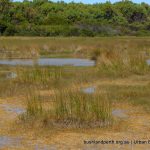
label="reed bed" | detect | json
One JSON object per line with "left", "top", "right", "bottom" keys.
{"left": 92, "top": 49, "right": 149, "bottom": 77}
{"left": 22, "top": 89, "right": 112, "bottom": 128}
{"left": 53, "top": 90, "right": 112, "bottom": 128}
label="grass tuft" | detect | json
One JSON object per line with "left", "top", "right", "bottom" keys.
{"left": 52, "top": 90, "right": 112, "bottom": 128}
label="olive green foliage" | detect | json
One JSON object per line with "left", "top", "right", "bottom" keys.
{"left": 0, "top": 0, "right": 150, "bottom": 36}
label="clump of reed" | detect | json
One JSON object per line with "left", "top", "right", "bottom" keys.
{"left": 52, "top": 90, "right": 112, "bottom": 128}
{"left": 92, "top": 49, "right": 149, "bottom": 77}
{"left": 22, "top": 89, "right": 112, "bottom": 128}
{"left": 19, "top": 91, "right": 45, "bottom": 122}
{"left": 26, "top": 94, "right": 43, "bottom": 117}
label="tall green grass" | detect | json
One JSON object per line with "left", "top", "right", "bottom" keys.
{"left": 26, "top": 94, "right": 43, "bottom": 117}
{"left": 20, "top": 91, "right": 47, "bottom": 126}
{"left": 54, "top": 90, "right": 111, "bottom": 126}
{"left": 23, "top": 89, "right": 112, "bottom": 128}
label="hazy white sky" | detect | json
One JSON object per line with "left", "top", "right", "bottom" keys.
{"left": 51, "top": 0, "right": 150, "bottom": 4}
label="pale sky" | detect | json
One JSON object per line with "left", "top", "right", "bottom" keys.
{"left": 14, "top": 0, "right": 150, "bottom": 4}
{"left": 51, "top": 0, "right": 150, "bottom": 4}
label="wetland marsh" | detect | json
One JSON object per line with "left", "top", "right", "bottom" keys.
{"left": 0, "top": 37, "right": 150, "bottom": 149}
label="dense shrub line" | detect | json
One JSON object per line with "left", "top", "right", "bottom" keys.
{"left": 0, "top": 0, "right": 150, "bottom": 36}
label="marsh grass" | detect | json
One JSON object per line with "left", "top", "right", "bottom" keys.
{"left": 26, "top": 93, "right": 43, "bottom": 117}
{"left": 0, "top": 80, "right": 20, "bottom": 97}
{"left": 97, "top": 84, "right": 150, "bottom": 111}
{"left": 0, "top": 37, "right": 150, "bottom": 59}
{"left": 0, "top": 37, "right": 150, "bottom": 129}
{"left": 15, "top": 66, "right": 101, "bottom": 90}
{"left": 0, "top": 65, "right": 99, "bottom": 98}
{"left": 93, "top": 49, "right": 149, "bottom": 77}
{"left": 20, "top": 91, "right": 49, "bottom": 127}
{"left": 22, "top": 88, "right": 112, "bottom": 128}
{"left": 16, "top": 66, "right": 63, "bottom": 89}
{"left": 115, "top": 85, "right": 150, "bottom": 111}
{"left": 54, "top": 90, "right": 112, "bottom": 127}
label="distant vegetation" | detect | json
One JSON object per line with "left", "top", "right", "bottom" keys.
{"left": 0, "top": 0, "right": 150, "bottom": 36}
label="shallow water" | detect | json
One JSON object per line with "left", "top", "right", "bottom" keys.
{"left": 0, "top": 104, "right": 25, "bottom": 115}
{"left": 0, "top": 136, "right": 21, "bottom": 149}
{"left": 6, "top": 72, "right": 17, "bottom": 79}
{"left": 0, "top": 58, "right": 95, "bottom": 67}
{"left": 0, "top": 72, "right": 17, "bottom": 80}
{"left": 147, "top": 59, "right": 150, "bottom": 65}
{"left": 112, "top": 109, "right": 128, "bottom": 119}
{"left": 82, "top": 87, "right": 95, "bottom": 94}
{"left": 0, "top": 135, "right": 55, "bottom": 149}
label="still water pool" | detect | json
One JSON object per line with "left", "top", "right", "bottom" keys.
{"left": 0, "top": 58, "right": 95, "bottom": 67}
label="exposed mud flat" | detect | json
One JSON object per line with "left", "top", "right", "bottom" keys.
{"left": 147, "top": 59, "right": 150, "bottom": 65}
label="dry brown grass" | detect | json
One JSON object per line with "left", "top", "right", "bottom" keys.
{"left": 0, "top": 37, "right": 150, "bottom": 58}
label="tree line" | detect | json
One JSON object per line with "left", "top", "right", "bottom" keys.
{"left": 0, "top": 0, "right": 150, "bottom": 36}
